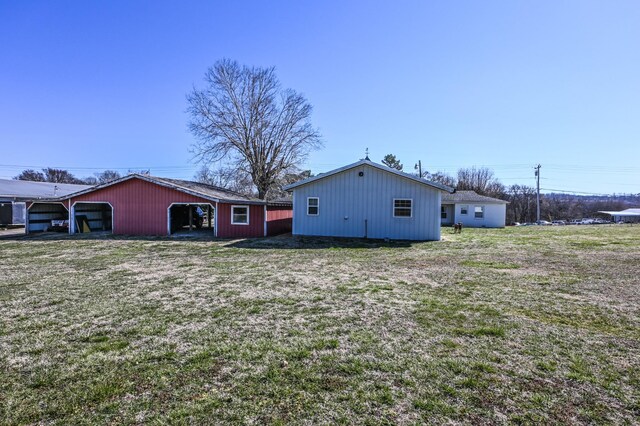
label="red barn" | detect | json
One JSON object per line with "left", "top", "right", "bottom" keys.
{"left": 25, "top": 174, "right": 292, "bottom": 238}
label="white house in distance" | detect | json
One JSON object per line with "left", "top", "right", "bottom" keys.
{"left": 283, "top": 159, "right": 454, "bottom": 241}
{"left": 440, "top": 190, "right": 508, "bottom": 228}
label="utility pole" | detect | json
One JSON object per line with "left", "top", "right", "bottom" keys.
{"left": 415, "top": 160, "right": 422, "bottom": 177}
{"left": 534, "top": 164, "right": 541, "bottom": 223}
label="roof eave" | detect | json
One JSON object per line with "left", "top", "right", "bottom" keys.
{"left": 284, "top": 160, "right": 455, "bottom": 193}
{"left": 53, "top": 174, "right": 265, "bottom": 205}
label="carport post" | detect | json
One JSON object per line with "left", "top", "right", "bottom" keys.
{"left": 188, "top": 205, "right": 193, "bottom": 231}
{"left": 208, "top": 205, "right": 212, "bottom": 229}
{"left": 69, "top": 200, "right": 74, "bottom": 234}
{"left": 214, "top": 202, "right": 218, "bottom": 237}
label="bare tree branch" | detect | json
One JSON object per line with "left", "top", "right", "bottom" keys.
{"left": 187, "top": 59, "right": 322, "bottom": 199}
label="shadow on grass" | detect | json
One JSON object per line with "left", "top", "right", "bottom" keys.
{"left": 225, "top": 234, "right": 415, "bottom": 249}
{"left": 1, "top": 231, "right": 215, "bottom": 243}
{"left": 3, "top": 231, "right": 420, "bottom": 249}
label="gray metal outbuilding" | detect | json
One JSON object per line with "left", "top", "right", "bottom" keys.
{"left": 598, "top": 208, "right": 640, "bottom": 223}
{"left": 284, "top": 159, "right": 454, "bottom": 241}
{"left": 0, "top": 179, "right": 91, "bottom": 226}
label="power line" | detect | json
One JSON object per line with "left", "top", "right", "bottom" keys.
{"left": 0, "top": 165, "right": 198, "bottom": 171}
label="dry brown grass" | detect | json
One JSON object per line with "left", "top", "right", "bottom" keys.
{"left": 0, "top": 225, "right": 639, "bottom": 424}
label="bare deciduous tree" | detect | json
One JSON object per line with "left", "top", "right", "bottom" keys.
{"left": 505, "top": 184, "right": 537, "bottom": 223}
{"left": 127, "top": 169, "right": 150, "bottom": 176}
{"left": 95, "top": 170, "right": 121, "bottom": 184}
{"left": 15, "top": 168, "right": 83, "bottom": 184}
{"left": 41, "top": 168, "right": 83, "bottom": 184}
{"left": 268, "top": 168, "right": 312, "bottom": 200}
{"left": 187, "top": 59, "right": 322, "bottom": 199}
{"left": 456, "top": 166, "right": 505, "bottom": 197}
{"left": 14, "top": 169, "right": 45, "bottom": 182}
{"left": 194, "top": 165, "right": 256, "bottom": 196}
{"left": 427, "top": 171, "right": 457, "bottom": 187}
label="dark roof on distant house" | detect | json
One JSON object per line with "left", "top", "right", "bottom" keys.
{"left": 283, "top": 159, "right": 455, "bottom": 193}
{"left": 442, "top": 190, "right": 508, "bottom": 204}
{"left": 43, "top": 174, "right": 265, "bottom": 204}
{"left": 267, "top": 197, "right": 293, "bottom": 207}
{"left": 0, "top": 179, "right": 92, "bottom": 201}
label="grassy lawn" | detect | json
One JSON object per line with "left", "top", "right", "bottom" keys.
{"left": 1, "top": 226, "right": 639, "bottom": 424}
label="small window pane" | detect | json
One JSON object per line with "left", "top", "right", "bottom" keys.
{"left": 232, "top": 206, "right": 249, "bottom": 224}
{"left": 307, "top": 198, "right": 319, "bottom": 215}
{"left": 474, "top": 206, "right": 484, "bottom": 219}
{"left": 460, "top": 205, "right": 468, "bottom": 215}
{"left": 441, "top": 205, "right": 447, "bottom": 219}
{"left": 394, "top": 199, "right": 412, "bottom": 217}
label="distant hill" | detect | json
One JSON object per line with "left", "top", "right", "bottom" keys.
{"left": 544, "top": 193, "right": 640, "bottom": 206}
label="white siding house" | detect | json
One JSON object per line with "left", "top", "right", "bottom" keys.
{"left": 284, "top": 159, "right": 454, "bottom": 241}
{"left": 441, "top": 190, "right": 507, "bottom": 228}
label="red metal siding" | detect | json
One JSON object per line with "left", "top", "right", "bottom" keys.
{"left": 69, "top": 178, "right": 212, "bottom": 235}
{"left": 217, "top": 203, "right": 265, "bottom": 238}
{"left": 266, "top": 206, "right": 292, "bottom": 236}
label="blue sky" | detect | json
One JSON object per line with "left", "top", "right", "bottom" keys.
{"left": 1, "top": 1, "right": 639, "bottom": 194}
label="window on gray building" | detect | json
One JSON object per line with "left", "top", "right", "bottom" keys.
{"left": 307, "top": 197, "right": 319, "bottom": 215}
{"left": 394, "top": 199, "right": 412, "bottom": 217}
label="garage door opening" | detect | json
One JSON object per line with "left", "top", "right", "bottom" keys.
{"left": 72, "top": 202, "right": 113, "bottom": 234}
{"left": 169, "top": 203, "right": 214, "bottom": 236}
{"left": 27, "top": 203, "right": 68, "bottom": 233}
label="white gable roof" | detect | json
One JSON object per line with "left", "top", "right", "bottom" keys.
{"left": 0, "top": 179, "right": 92, "bottom": 200}
{"left": 598, "top": 208, "right": 640, "bottom": 217}
{"left": 284, "top": 159, "right": 455, "bottom": 193}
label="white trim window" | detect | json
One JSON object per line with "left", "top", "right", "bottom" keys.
{"left": 307, "top": 197, "right": 319, "bottom": 216}
{"left": 441, "top": 205, "right": 447, "bottom": 219}
{"left": 460, "top": 205, "right": 469, "bottom": 215}
{"left": 231, "top": 205, "right": 249, "bottom": 225}
{"left": 393, "top": 199, "right": 412, "bottom": 218}
{"left": 474, "top": 206, "right": 484, "bottom": 219}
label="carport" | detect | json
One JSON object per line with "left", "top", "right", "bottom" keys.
{"left": 26, "top": 202, "right": 69, "bottom": 233}
{"left": 45, "top": 174, "right": 284, "bottom": 237}
{"left": 168, "top": 203, "right": 214, "bottom": 235}
{"left": 70, "top": 202, "right": 113, "bottom": 234}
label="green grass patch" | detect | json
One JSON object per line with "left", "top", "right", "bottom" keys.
{"left": 1, "top": 226, "right": 639, "bottom": 424}
{"left": 460, "top": 259, "right": 520, "bottom": 269}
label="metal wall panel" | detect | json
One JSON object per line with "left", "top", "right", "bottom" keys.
{"left": 454, "top": 203, "right": 506, "bottom": 228}
{"left": 217, "top": 203, "right": 265, "bottom": 238}
{"left": 69, "top": 178, "right": 213, "bottom": 235}
{"left": 12, "top": 202, "right": 26, "bottom": 225}
{"left": 266, "top": 206, "right": 293, "bottom": 236}
{"left": 292, "top": 164, "right": 442, "bottom": 241}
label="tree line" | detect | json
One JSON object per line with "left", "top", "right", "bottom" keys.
{"left": 14, "top": 168, "right": 125, "bottom": 185}
{"left": 381, "top": 154, "right": 637, "bottom": 223}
